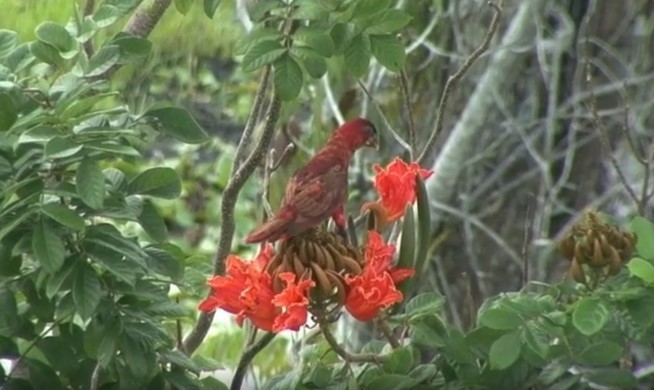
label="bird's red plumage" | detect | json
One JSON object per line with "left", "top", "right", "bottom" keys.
{"left": 245, "top": 118, "right": 378, "bottom": 244}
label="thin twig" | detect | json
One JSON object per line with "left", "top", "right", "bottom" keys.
{"left": 7, "top": 318, "right": 66, "bottom": 379}
{"left": 520, "top": 196, "right": 534, "bottom": 288}
{"left": 82, "top": 0, "right": 96, "bottom": 57}
{"left": 235, "top": 67, "right": 272, "bottom": 169}
{"left": 356, "top": 80, "right": 411, "bottom": 152}
{"left": 230, "top": 332, "right": 276, "bottom": 390}
{"left": 320, "top": 321, "right": 386, "bottom": 364}
{"left": 417, "top": 1, "right": 503, "bottom": 164}
{"left": 182, "top": 95, "right": 282, "bottom": 356}
{"left": 398, "top": 71, "right": 416, "bottom": 159}
{"left": 90, "top": 363, "right": 101, "bottom": 390}
{"left": 377, "top": 319, "right": 400, "bottom": 349}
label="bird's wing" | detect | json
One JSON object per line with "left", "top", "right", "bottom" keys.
{"left": 283, "top": 163, "right": 348, "bottom": 220}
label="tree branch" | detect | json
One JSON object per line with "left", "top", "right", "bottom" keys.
{"left": 182, "top": 94, "right": 282, "bottom": 356}
{"left": 83, "top": 0, "right": 96, "bottom": 57}
{"left": 320, "top": 321, "right": 386, "bottom": 364}
{"left": 230, "top": 332, "right": 276, "bottom": 390}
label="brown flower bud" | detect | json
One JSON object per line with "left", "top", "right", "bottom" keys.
{"left": 607, "top": 246, "right": 622, "bottom": 276}
{"left": 570, "top": 258, "right": 586, "bottom": 283}
{"left": 559, "top": 236, "right": 575, "bottom": 261}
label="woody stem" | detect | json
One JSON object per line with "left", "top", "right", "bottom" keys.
{"left": 230, "top": 332, "right": 276, "bottom": 390}
{"left": 319, "top": 321, "right": 386, "bottom": 364}
{"left": 377, "top": 319, "right": 401, "bottom": 349}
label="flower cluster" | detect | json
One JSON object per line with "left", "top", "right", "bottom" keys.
{"left": 199, "top": 157, "right": 432, "bottom": 332}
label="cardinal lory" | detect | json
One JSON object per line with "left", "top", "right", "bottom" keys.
{"left": 244, "top": 118, "right": 379, "bottom": 244}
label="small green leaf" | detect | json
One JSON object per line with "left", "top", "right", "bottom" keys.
{"left": 85, "top": 45, "right": 120, "bottom": 77}
{"left": 145, "top": 106, "right": 210, "bottom": 144}
{"left": 404, "top": 292, "right": 444, "bottom": 320}
{"left": 489, "top": 331, "right": 521, "bottom": 370}
{"left": 572, "top": 297, "right": 609, "bottom": 336}
{"left": 45, "top": 259, "right": 77, "bottom": 299}
{"left": 627, "top": 257, "right": 654, "bottom": 284}
{"left": 370, "top": 34, "right": 405, "bottom": 72}
{"left": 366, "top": 10, "right": 412, "bottom": 34}
{"left": 92, "top": 5, "right": 123, "bottom": 28}
{"left": 0, "top": 30, "right": 18, "bottom": 58}
{"left": 586, "top": 368, "right": 636, "bottom": 388}
{"left": 521, "top": 325, "right": 549, "bottom": 359}
{"left": 60, "top": 92, "right": 116, "bottom": 120}
{"left": 18, "top": 125, "right": 60, "bottom": 144}
{"left": 76, "top": 157, "right": 105, "bottom": 209}
{"left": 479, "top": 307, "right": 523, "bottom": 330}
{"left": 291, "top": 47, "right": 327, "bottom": 78}
{"left": 382, "top": 346, "right": 415, "bottom": 375}
{"left": 137, "top": 200, "right": 168, "bottom": 242}
{"left": 274, "top": 53, "right": 303, "bottom": 101}
{"left": 413, "top": 175, "right": 431, "bottom": 279}
{"left": 344, "top": 33, "right": 371, "bottom": 78}
{"left": 42, "top": 203, "right": 85, "bottom": 231}
{"left": 292, "top": 0, "right": 332, "bottom": 21}
{"left": 174, "top": 0, "right": 194, "bottom": 14}
{"left": 249, "top": 0, "right": 284, "bottom": 22}
{"left": 86, "top": 245, "right": 138, "bottom": 286}
{"left": 578, "top": 341, "right": 623, "bottom": 366}
{"left": 235, "top": 27, "right": 282, "bottom": 56}
{"left": 397, "top": 204, "right": 416, "bottom": 270}
{"left": 364, "top": 374, "right": 417, "bottom": 390}
{"left": 0, "top": 93, "right": 17, "bottom": 131}
{"left": 72, "top": 263, "right": 102, "bottom": 320}
{"left": 36, "top": 337, "right": 77, "bottom": 375}
{"left": 6, "top": 43, "right": 35, "bottom": 72}
{"left": 293, "top": 27, "right": 334, "bottom": 57}
{"left": 0, "top": 286, "right": 20, "bottom": 337}
{"left": 111, "top": 34, "right": 152, "bottom": 64}
{"left": 32, "top": 219, "right": 66, "bottom": 273}
{"left": 352, "top": 0, "right": 393, "bottom": 18}
{"left": 630, "top": 216, "right": 654, "bottom": 260}
{"left": 203, "top": 0, "right": 221, "bottom": 18}
{"left": 242, "top": 40, "right": 286, "bottom": 72}
{"left": 44, "top": 136, "right": 83, "bottom": 159}
{"left": 201, "top": 377, "right": 229, "bottom": 390}
{"left": 330, "top": 23, "right": 354, "bottom": 55}
{"left": 83, "top": 224, "right": 148, "bottom": 268}
{"left": 97, "top": 318, "right": 122, "bottom": 367}
{"left": 127, "top": 167, "right": 181, "bottom": 199}
{"left": 160, "top": 349, "right": 201, "bottom": 373}
{"left": 29, "top": 41, "right": 64, "bottom": 68}
{"left": 35, "top": 22, "right": 77, "bottom": 57}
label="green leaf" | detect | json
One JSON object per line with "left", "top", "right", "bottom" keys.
{"left": 382, "top": 346, "right": 415, "bottom": 375}
{"left": 145, "top": 106, "right": 210, "bottom": 144}
{"left": 408, "top": 364, "right": 438, "bottom": 384}
{"left": 627, "top": 257, "right": 654, "bottom": 284}
{"left": 144, "top": 301, "right": 188, "bottom": 317}
{"left": 274, "top": 53, "right": 303, "bottom": 101}
{"left": 60, "top": 92, "right": 116, "bottom": 120}
{"left": 572, "top": 297, "right": 609, "bottom": 336}
{"left": 120, "top": 333, "right": 158, "bottom": 378}
{"left": 0, "top": 30, "right": 18, "bottom": 58}
{"left": 630, "top": 216, "right": 654, "bottom": 260}
{"left": 364, "top": 374, "right": 417, "bottom": 390}
{"left": 111, "top": 34, "right": 152, "bottom": 64}
{"left": 83, "top": 224, "right": 148, "bottom": 268}
{"left": 44, "top": 136, "right": 83, "bottom": 159}
{"left": 414, "top": 176, "right": 431, "bottom": 279}
{"left": 137, "top": 200, "right": 168, "bottom": 242}
{"left": 18, "top": 125, "right": 60, "bottom": 144}
{"left": 578, "top": 341, "right": 623, "bottom": 366}
{"left": 97, "top": 317, "right": 122, "bottom": 367}
{"left": 293, "top": 27, "right": 334, "bottom": 57}
{"left": 521, "top": 325, "right": 549, "bottom": 359}
{"left": 0, "top": 286, "right": 20, "bottom": 337}
{"left": 145, "top": 246, "right": 184, "bottom": 280}
{"left": 85, "top": 45, "right": 120, "bottom": 77}
{"left": 479, "top": 307, "right": 523, "bottom": 330}
{"left": 83, "top": 141, "right": 140, "bottom": 157}
{"left": 330, "top": 23, "right": 354, "bottom": 55}
{"left": 29, "top": 41, "right": 64, "bottom": 67}
{"left": 404, "top": 292, "right": 444, "bottom": 320}
{"left": 73, "top": 263, "right": 102, "bottom": 320}
{"left": 370, "top": 34, "right": 405, "bottom": 72}
{"left": 92, "top": 5, "right": 124, "bottom": 28}
{"left": 26, "top": 359, "right": 64, "bottom": 390}
{"left": 586, "top": 368, "right": 636, "bottom": 388}
{"left": 344, "top": 33, "right": 371, "bottom": 78}
{"left": 292, "top": 0, "right": 332, "bottom": 21}
{"left": 304, "top": 363, "right": 331, "bottom": 387}
{"left": 291, "top": 47, "right": 327, "bottom": 78}
{"left": 0, "top": 93, "right": 17, "bottom": 131}
{"left": 7, "top": 43, "right": 36, "bottom": 72}
{"left": 127, "top": 167, "right": 181, "bottom": 199}
{"left": 161, "top": 349, "right": 202, "bottom": 373}
{"left": 249, "top": 0, "right": 284, "bottom": 22}
{"left": 201, "top": 377, "right": 229, "bottom": 390}
{"left": 76, "top": 157, "right": 105, "bottom": 209}
{"left": 352, "top": 0, "right": 393, "bottom": 18}
{"left": 235, "top": 27, "right": 282, "bottom": 56}
{"left": 174, "top": 0, "right": 194, "bottom": 14}
{"left": 203, "top": 0, "right": 221, "bottom": 18}
{"left": 242, "top": 40, "right": 286, "bottom": 72}
{"left": 42, "top": 203, "right": 85, "bottom": 231}
{"left": 35, "top": 22, "right": 77, "bottom": 57}
{"left": 397, "top": 204, "right": 416, "bottom": 270}
{"left": 36, "top": 337, "right": 77, "bottom": 374}
{"left": 32, "top": 219, "right": 66, "bottom": 273}
{"left": 366, "top": 10, "right": 412, "bottom": 34}
{"left": 489, "top": 331, "right": 521, "bottom": 370}
{"left": 45, "top": 259, "right": 77, "bottom": 299}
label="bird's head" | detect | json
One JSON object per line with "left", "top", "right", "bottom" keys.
{"left": 334, "top": 118, "right": 379, "bottom": 151}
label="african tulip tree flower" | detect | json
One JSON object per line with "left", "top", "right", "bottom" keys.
{"left": 344, "top": 231, "right": 415, "bottom": 321}
{"left": 199, "top": 245, "right": 314, "bottom": 332}
{"left": 371, "top": 157, "right": 433, "bottom": 222}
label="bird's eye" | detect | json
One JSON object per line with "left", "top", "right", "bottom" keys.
{"left": 368, "top": 124, "right": 377, "bottom": 135}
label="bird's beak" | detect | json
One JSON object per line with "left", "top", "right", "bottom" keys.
{"left": 365, "top": 136, "right": 379, "bottom": 150}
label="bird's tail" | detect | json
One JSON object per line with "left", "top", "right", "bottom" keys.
{"left": 244, "top": 213, "right": 293, "bottom": 244}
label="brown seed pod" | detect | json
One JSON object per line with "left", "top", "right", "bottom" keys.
{"left": 264, "top": 252, "right": 283, "bottom": 274}
{"left": 325, "top": 243, "right": 345, "bottom": 271}
{"left": 309, "top": 262, "right": 332, "bottom": 295}
{"left": 570, "top": 258, "right": 586, "bottom": 284}
{"left": 589, "top": 238, "right": 606, "bottom": 268}
{"left": 306, "top": 241, "right": 318, "bottom": 263}
{"left": 574, "top": 241, "right": 587, "bottom": 264}
{"left": 313, "top": 244, "right": 328, "bottom": 268}
{"left": 326, "top": 270, "right": 347, "bottom": 305}
{"left": 341, "top": 255, "right": 363, "bottom": 275}
{"left": 607, "top": 246, "right": 622, "bottom": 276}
{"left": 598, "top": 233, "right": 611, "bottom": 253}
{"left": 298, "top": 240, "right": 310, "bottom": 266}
{"left": 292, "top": 254, "right": 306, "bottom": 277}
{"left": 320, "top": 245, "right": 336, "bottom": 271}
{"left": 559, "top": 236, "right": 575, "bottom": 261}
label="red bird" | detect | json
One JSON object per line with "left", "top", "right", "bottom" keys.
{"left": 245, "top": 118, "right": 379, "bottom": 244}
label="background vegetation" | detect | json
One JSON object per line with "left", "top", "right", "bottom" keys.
{"left": 2, "top": 0, "right": 654, "bottom": 389}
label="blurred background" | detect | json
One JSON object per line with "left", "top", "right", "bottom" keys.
{"left": 3, "top": 0, "right": 654, "bottom": 386}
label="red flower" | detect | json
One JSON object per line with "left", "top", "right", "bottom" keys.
{"left": 344, "top": 231, "right": 415, "bottom": 321}
{"left": 372, "top": 158, "right": 433, "bottom": 222}
{"left": 199, "top": 245, "right": 313, "bottom": 332}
